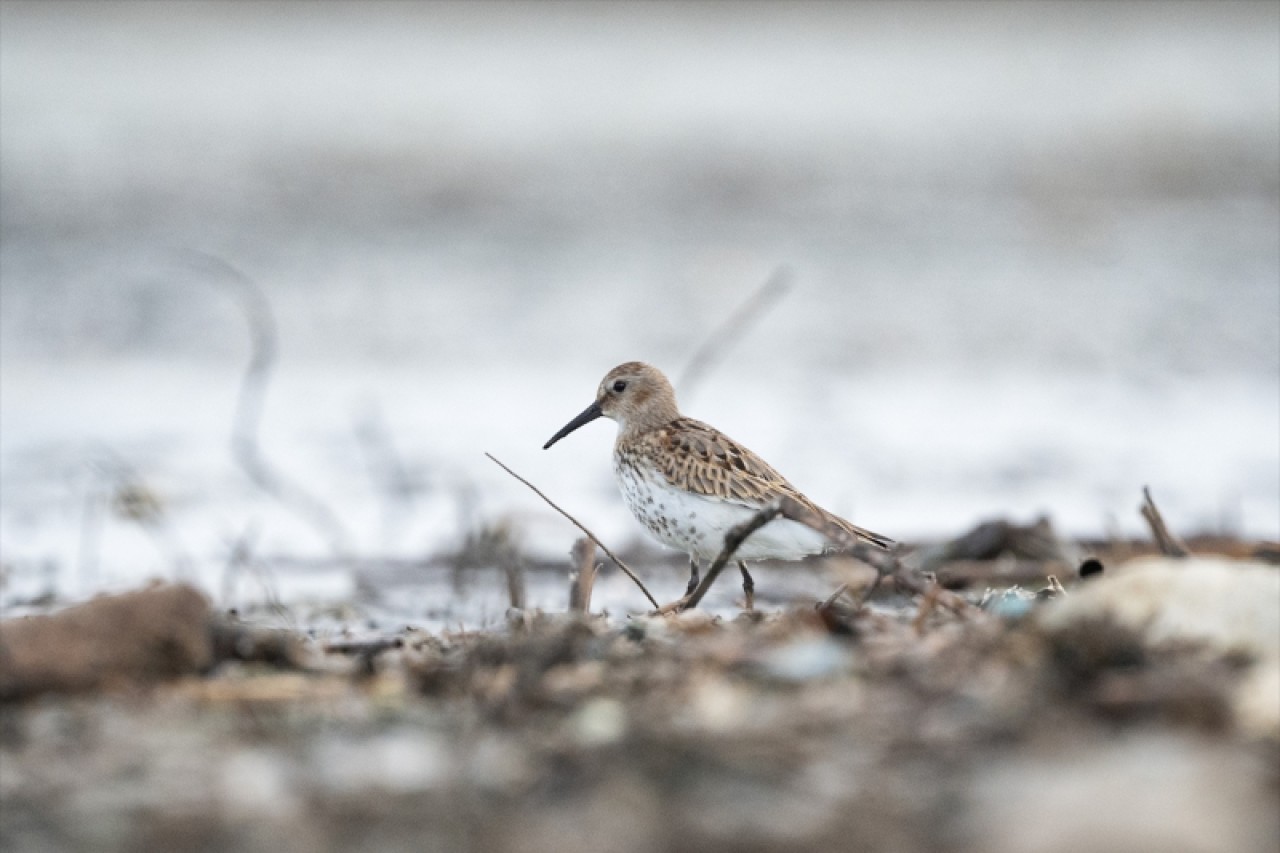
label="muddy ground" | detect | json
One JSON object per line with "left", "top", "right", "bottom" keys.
{"left": 1, "top": 533, "right": 1278, "bottom": 853}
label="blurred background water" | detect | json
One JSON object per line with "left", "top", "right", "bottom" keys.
{"left": 1, "top": 1, "right": 1277, "bottom": 615}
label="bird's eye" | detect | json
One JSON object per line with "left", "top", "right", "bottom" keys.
{"left": 612, "top": 380, "right": 627, "bottom": 393}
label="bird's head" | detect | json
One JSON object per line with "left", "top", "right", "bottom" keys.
{"left": 543, "top": 362, "right": 679, "bottom": 449}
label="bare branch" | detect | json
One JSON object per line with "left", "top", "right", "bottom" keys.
{"left": 182, "top": 250, "right": 351, "bottom": 555}
{"left": 683, "top": 500, "right": 787, "bottom": 608}
{"left": 676, "top": 266, "right": 793, "bottom": 398}
{"left": 820, "top": 583, "right": 850, "bottom": 609}
{"left": 484, "top": 453, "right": 660, "bottom": 609}
{"left": 678, "top": 494, "right": 971, "bottom": 616}
{"left": 1140, "top": 486, "right": 1189, "bottom": 558}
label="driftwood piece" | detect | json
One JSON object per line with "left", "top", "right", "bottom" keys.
{"left": 1140, "top": 486, "right": 1189, "bottom": 558}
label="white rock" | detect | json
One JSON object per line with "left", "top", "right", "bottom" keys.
{"left": 572, "top": 697, "right": 627, "bottom": 746}
{"left": 1040, "top": 557, "right": 1280, "bottom": 736}
{"left": 1040, "top": 557, "right": 1279, "bottom": 660}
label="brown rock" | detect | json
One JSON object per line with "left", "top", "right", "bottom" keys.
{"left": 0, "top": 583, "right": 214, "bottom": 699}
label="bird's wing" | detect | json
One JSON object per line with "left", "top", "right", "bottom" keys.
{"left": 643, "top": 419, "right": 894, "bottom": 550}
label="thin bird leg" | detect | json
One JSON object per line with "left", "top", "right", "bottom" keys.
{"left": 685, "top": 558, "right": 701, "bottom": 597}
{"left": 738, "top": 561, "right": 755, "bottom": 610}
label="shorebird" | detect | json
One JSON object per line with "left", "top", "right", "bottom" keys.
{"left": 542, "top": 362, "right": 893, "bottom": 609}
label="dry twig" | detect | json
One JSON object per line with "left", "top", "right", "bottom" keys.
{"left": 568, "top": 537, "right": 598, "bottom": 613}
{"left": 322, "top": 636, "right": 404, "bottom": 656}
{"left": 676, "top": 266, "right": 793, "bottom": 398}
{"left": 1140, "top": 486, "right": 1189, "bottom": 558}
{"left": 821, "top": 583, "right": 850, "bottom": 609}
{"left": 184, "top": 250, "right": 350, "bottom": 555}
{"left": 911, "top": 576, "right": 943, "bottom": 634}
{"left": 485, "top": 453, "right": 660, "bottom": 609}
{"left": 682, "top": 500, "right": 787, "bottom": 609}
{"left": 503, "top": 553, "right": 526, "bottom": 610}
{"left": 825, "top": 563, "right": 889, "bottom": 609}
{"left": 888, "top": 566, "right": 971, "bottom": 615}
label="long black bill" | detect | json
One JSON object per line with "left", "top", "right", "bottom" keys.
{"left": 543, "top": 401, "right": 603, "bottom": 449}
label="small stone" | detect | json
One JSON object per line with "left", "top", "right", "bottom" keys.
{"left": 758, "top": 637, "right": 850, "bottom": 683}
{"left": 572, "top": 697, "right": 627, "bottom": 746}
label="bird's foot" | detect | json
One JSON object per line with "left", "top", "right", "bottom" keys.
{"left": 738, "top": 562, "right": 755, "bottom": 612}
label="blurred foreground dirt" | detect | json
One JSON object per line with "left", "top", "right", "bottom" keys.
{"left": 1, "top": 545, "right": 1278, "bottom": 853}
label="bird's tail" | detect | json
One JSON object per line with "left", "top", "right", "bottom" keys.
{"left": 823, "top": 509, "right": 896, "bottom": 551}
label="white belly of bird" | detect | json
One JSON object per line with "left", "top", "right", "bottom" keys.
{"left": 614, "top": 459, "right": 831, "bottom": 562}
